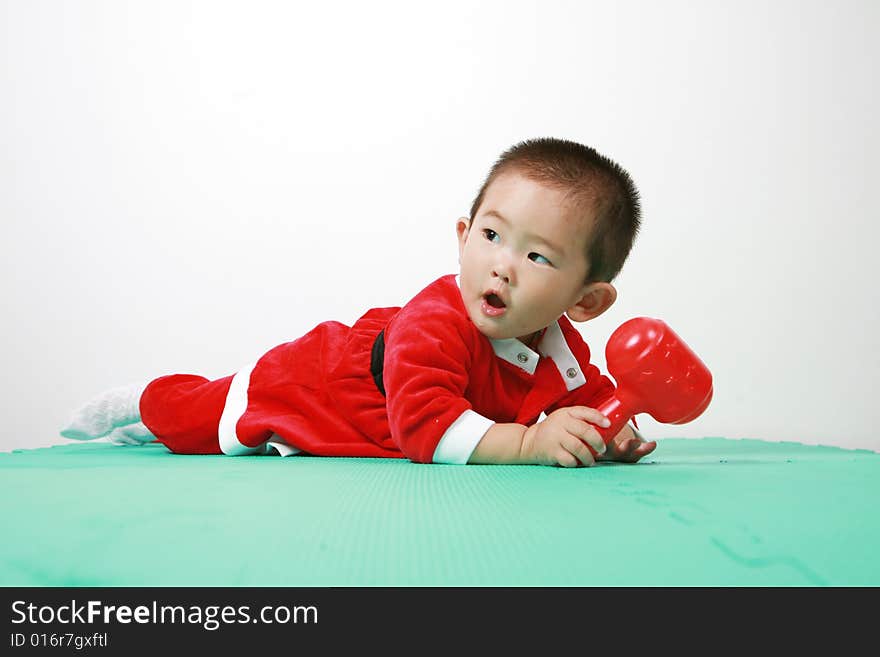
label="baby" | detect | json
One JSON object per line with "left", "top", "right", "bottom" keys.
{"left": 62, "top": 137, "right": 656, "bottom": 467}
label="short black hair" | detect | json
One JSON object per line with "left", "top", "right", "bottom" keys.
{"left": 469, "top": 137, "right": 641, "bottom": 282}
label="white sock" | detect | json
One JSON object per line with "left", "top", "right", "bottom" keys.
{"left": 60, "top": 381, "right": 149, "bottom": 441}
{"left": 107, "top": 421, "right": 156, "bottom": 446}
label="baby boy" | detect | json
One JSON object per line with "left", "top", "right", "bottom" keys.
{"left": 62, "top": 137, "right": 656, "bottom": 467}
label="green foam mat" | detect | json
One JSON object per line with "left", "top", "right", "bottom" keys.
{"left": 1, "top": 438, "right": 877, "bottom": 586}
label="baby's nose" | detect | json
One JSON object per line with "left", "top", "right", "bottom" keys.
{"left": 492, "top": 267, "right": 512, "bottom": 285}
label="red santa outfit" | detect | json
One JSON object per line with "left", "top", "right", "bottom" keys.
{"left": 139, "top": 274, "right": 616, "bottom": 464}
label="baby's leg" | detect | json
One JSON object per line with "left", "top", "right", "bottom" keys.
{"left": 139, "top": 374, "right": 234, "bottom": 454}
{"left": 61, "top": 375, "right": 233, "bottom": 453}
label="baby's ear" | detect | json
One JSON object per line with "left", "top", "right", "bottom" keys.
{"left": 566, "top": 282, "right": 617, "bottom": 323}
{"left": 456, "top": 217, "right": 470, "bottom": 260}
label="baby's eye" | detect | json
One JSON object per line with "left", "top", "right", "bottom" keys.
{"left": 529, "top": 252, "right": 553, "bottom": 266}
{"left": 482, "top": 229, "right": 500, "bottom": 243}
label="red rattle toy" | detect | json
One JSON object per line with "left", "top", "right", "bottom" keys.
{"left": 595, "top": 317, "right": 713, "bottom": 444}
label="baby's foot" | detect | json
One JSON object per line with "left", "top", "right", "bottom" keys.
{"left": 60, "top": 382, "right": 148, "bottom": 440}
{"left": 107, "top": 421, "right": 156, "bottom": 445}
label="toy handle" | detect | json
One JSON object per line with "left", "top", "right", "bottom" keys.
{"left": 594, "top": 393, "right": 638, "bottom": 445}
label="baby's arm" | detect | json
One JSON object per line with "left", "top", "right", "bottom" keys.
{"left": 468, "top": 406, "right": 610, "bottom": 467}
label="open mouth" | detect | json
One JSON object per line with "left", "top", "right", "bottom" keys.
{"left": 484, "top": 293, "right": 506, "bottom": 309}
{"left": 480, "top": 292, "right": 507, "bottom": 317}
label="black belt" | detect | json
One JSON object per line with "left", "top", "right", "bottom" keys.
{"left": 370, "top": 329, "right": 386, "bottom": 396}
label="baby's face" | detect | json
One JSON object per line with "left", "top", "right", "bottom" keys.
{"left": 457, "top": 170, "right": 595, "bottom": 342}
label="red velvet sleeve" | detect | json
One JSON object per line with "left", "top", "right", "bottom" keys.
{"left": 381, "top": 289, "right": 478, "bottom": 463}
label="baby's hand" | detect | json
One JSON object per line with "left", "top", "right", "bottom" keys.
{"left": 599, "top": 424, "right": 657, "bottom": 463}
{"left": 521, "top": 407, "right": 609, "bottom": 467}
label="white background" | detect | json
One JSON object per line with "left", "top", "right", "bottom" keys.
{"left": 2, "top": 0, "right": 877, "bottom": 453}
